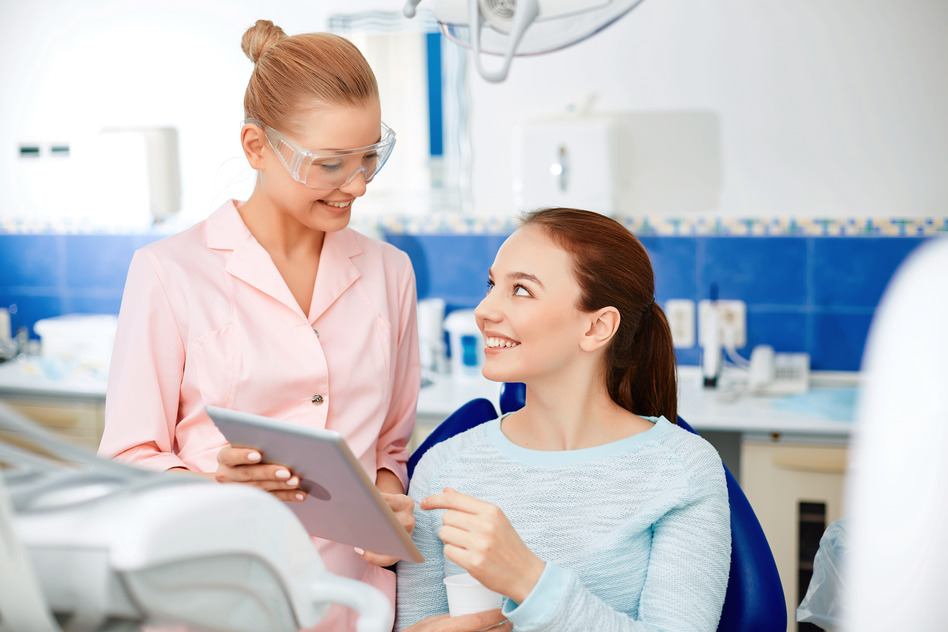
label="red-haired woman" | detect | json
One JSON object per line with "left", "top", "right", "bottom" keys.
{"left": 397, "top": 208, "right": 731, "bottom": 632}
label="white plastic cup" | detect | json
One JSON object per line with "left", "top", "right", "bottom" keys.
{"left": 443, "top": 573, "right": 504, "bottom": 616}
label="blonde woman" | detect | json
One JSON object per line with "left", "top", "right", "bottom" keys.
{"left": 99, "top": 20, "right": 418, "bottom": 631}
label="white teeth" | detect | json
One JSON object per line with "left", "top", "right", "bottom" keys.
{"left": 486, "top": 337, "right": 520, "bottom": 349}
{"left": 323, "top": 200, "right": 351, "bottom": 208}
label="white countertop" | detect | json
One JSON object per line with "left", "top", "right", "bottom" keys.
{"left": 0, "top": 357, "right": 859, "bottom": 440}
{"left": 415, "top": 366, "right": 860, "bottom": 440}
{"left": 675, "top": 366, "right": 858, "bottom": 439}
{"left": 0, "top": 357, "right": 108, "bottom": 402}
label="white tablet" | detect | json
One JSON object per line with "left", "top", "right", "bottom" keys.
{"left": 206, "top": 405, "right": 423, "bottom": 563}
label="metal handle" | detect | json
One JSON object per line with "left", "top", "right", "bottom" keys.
{"left": 550, "top": 144, "right": 569, "bottom": 193}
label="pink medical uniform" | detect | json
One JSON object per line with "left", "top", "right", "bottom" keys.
{"left": 99, "top": 200, "right": 420, "bottom": 631}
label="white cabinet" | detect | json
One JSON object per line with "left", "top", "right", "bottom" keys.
{"left": 740, "top": 438, "right": 849, "bottom": 632}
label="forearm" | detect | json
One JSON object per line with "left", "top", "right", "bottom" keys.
{"left": 377, "top": 467, "right": 405, "bottom": 494}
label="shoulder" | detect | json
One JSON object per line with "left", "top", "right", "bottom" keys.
{"left": 409, "top": 422, "right": 495, "bottom": 490}
{"left": 131, "top": 219, "right": 213, "bottom": 286}
{"left": 141, "top": 220, "right": 206, "bottom": 259}
{"left": 346, "top": 228, "right": 411, "bottom": 266}
{"left": 651, "top": 419, "right": 727, "bottom": 495}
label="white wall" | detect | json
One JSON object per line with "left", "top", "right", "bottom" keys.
{"left": 3, "top": 0, "right": 946, "bottom": 225}
{"left": 465, "top": 0, "right": 948, "bottom": 218}
{"left": 0, "top": 0, "right": 420, "bottom": 227}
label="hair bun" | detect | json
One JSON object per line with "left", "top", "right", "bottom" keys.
{"left": 241, "top": 19, "right": 287, "bottom": 64}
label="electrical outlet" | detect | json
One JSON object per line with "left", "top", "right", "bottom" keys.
{"left": 698, "top": 299, "right": 746, "bottom": 349}
{"left": 664, "top": 299, "right": 696, "bottom": 348}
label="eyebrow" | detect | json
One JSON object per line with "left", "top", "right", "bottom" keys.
{"left": 490, "top": 269, "right": 544, "bottom": 288}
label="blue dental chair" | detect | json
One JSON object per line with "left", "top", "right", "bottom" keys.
{"left": 407, "top": 382, "right": 787, "bottom": 632}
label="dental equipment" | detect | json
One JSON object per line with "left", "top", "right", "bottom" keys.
{"left": 0, "top": 401, "right": 392, "bottom": 632}
{"left": 403, "top": 0, "right": 648, "bottom": 82}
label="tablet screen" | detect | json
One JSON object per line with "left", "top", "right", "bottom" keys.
{"left": 206, "top": 406, "right": 423, "bottom": 563}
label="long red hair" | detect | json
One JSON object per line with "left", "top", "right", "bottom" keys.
{"left": 521, "top": 208, "right": 678, "bottom": 423}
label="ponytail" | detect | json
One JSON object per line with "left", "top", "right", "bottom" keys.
{"left": 610, "top": 300, "right": 678, "bottom": 424}
{"left": 520, "top": 208, "right": 678, "bottom": 423}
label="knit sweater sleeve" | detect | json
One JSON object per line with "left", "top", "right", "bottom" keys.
{"left": 394, "top": 444, "right": 450, "bottom": 630}
{"left": 503, "top": 439, "right": 731, "bottom": 632}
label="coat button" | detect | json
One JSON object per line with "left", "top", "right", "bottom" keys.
{"left": 313, "top": 328, "right": 319, "bottom": 337}
{"left": 311, "top": 394, "right": 324, "bottom": 405}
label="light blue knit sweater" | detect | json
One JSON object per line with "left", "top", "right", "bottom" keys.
{"left": 395, "top": 415, "right": 731, "bottom": 632}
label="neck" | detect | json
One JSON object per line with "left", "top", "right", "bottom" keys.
{"left": 238, "top": 194, "right": 326, "bottom": 259}
{"left": 505, "top": 362, "right": 646, "bottom": 451}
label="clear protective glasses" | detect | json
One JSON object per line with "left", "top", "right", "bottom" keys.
{"left": 244, "top": 118, "right": 396, "bottom": 189}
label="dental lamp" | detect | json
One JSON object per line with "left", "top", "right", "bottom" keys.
{"left": 403, "top": 0, "right": 647, "bottom": 82}
{"left": 0, "top": 402, "right": 391, "bottom": 632}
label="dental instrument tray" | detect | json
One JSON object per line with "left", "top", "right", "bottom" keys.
{"left": 206, "top": 405, "right": 424, "bottom": 563}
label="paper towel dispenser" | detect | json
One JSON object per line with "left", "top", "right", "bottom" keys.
{"left": 513, "top": 110, "right": 722, "bottom": 216}
{"left": 513, "top": 116, "right": 619, "bottom": 215}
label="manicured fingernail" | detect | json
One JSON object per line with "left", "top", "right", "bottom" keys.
{"left": 295, "top": 493, "right": 305, "bottom": 501}
{"left": 247, "top": 452, "right": 261, "bottom": 462}
{"left": 354, "top": 547, "right": 365, "bottom": 556}
{"left": 275, "top": 469, "right": 290, "bottom": 479}
{"left": 287, "top": 476, "right": 299, "bottom": 487}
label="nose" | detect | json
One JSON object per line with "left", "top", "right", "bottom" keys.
{"left": 339, "top": 167, "right": 369, "bottom": 197}
{"left": 474, "top": 291, "right": 499, "bottom": 330}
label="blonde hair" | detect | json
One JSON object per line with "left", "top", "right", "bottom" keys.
{"left": 241, "top": 20, "right": 379, "bottom": 134}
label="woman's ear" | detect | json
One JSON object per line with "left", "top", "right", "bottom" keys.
{"left": 580, "top": 307, "right": 620, "bottom": 352}
{"left": 241, "top": 123, "right": 267, "bottom": 170}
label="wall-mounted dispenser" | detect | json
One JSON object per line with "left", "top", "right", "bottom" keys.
{"left": 513, "top": 115, "right": 620, "bottom": 215}
{"left": 513, "top": 110, "right": 722, "bottom": 216}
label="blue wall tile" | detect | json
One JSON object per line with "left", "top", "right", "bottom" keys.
{"left": 0, "top": 234, "right": 64, "bottom": 289}
{"left": 745, "top": 309, "right": 808, "bottom": 353}
{"left": 65, "top": 291, "right": 125, "bottom": 316}
{"left": 674, "top": 347, "right": 701, "bottom": 367}
{"left": 63, "top": 235, "right": 153, "bottom": 289}
{"left": 701, "top": 237, "right": 808, "bottom": 305}
{"left": 0, "top": 228, "right": 933, "bottom": 372}
{"left": 811, "top": 311, "right": 875, "bottom": 371}
{"left": 386, "top": 233, "right": 508, "bottom": 311}
{"left": 812, "top": 237, "right": 926, "bottom": 308}
{"left": 640, "top": 237, "right": 697, "bottom": 302}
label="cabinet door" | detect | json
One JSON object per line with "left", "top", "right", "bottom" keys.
{"left": 2, "top": 399, "right": 105, "bottom": 452}
{"left": 740, "top": 440, "right": 848, "bottom": 632}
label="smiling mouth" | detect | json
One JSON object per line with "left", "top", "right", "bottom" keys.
{"left": 486, "top": 337, "right": 520, "bottom": 349}
{"left": 321, "top": 200, "right": 352, "bottom": 209}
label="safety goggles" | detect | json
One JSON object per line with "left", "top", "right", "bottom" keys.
{"left": 244, "top": 118, "right": 396, "bottom": 189}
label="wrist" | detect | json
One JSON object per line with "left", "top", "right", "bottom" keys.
{"left": 508, "top": 556, "right": 546, "bottom": 605}
{"left": 375, "top": 467, "right": 405, "bottom": 494}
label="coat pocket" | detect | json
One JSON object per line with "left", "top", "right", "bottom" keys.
{"left": 188, "top": 323, "right": 238, "bottom": 408}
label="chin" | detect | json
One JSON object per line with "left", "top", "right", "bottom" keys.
{"left": 481, "top": 364, "right": 514, "bottom": 384}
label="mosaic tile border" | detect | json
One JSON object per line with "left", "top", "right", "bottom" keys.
{"left": 0, "top": 216, "right": 179, "bottom": 236}
{"left": 2, "top": 214, "right": 946, "bottom": 237}
{"left": 363, "top": 214, "right": 948, "bottom": 237}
